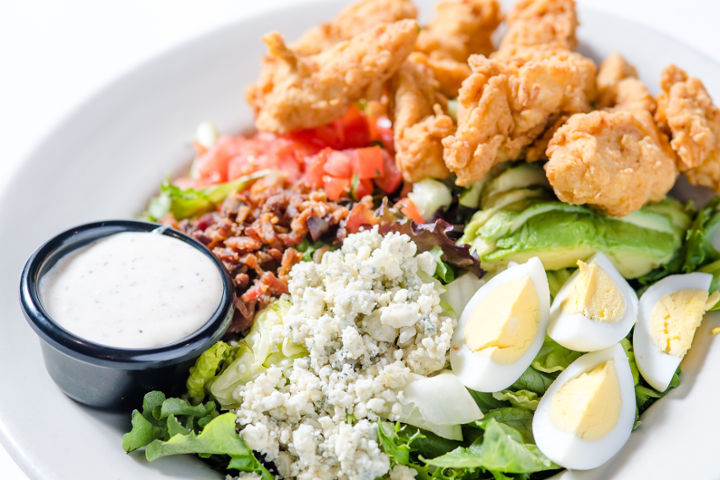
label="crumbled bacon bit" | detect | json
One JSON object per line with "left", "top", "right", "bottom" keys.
{"left": 179, "top": 179, "right": 349, "bottom": 334}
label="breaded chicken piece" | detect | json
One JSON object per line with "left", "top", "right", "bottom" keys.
{"left": 545, "top": 111, "right": 677, "bottom": 217}
{"left": 443, "top": 52, "right": 596, "bottom": 185}
{"left": 656, "top": 65, "right": 720, "bottom": 192}
{"left": 545, "top": 62, "right": 677, "bottom": 217}
{"left": 596, "top": 53, "right": 638, "bottom": 109}
{"left": 411, "top": 53, "right": 472, "bottom": 98}
{"left": 390, "top": 55, "right": 454, "bottom": 182}
{"left": 247, "top": 20, "right": 419, "bottom": 133}
{"left": 416, "top": 0, "right": 503, "bottom": 62}
{"left": 494, "top": 0, "right": 578, "bottom": 59}
{"left": 291, "top": 0, "right": 418, "bottom": 55}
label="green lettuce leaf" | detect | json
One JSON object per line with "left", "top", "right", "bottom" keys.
{"left": 479, "top": 408, "right": 535, "bottom": 444}
{"left": 491, "top": 390, "right": 539, "bottom": 411}
{"left": 532, "top": 336, "right": 583, "bottom": 374}
{"left": 621, "top": 337, "right": 681, "bottom": 414}
{"left": 509, "top": 367, "right": 555, "bottom": 396}
{"left": 122, "top": 392, "right": 216, "bottom": 453}
{"left": 145, "top": 413, "right": 273, "bottom": 480}
{"left": 546, "top": 269, "right": 573, "bottom": 300}
{"left": 142, "top": 170, "right": 269, "bottom": 221}
{"left": 424, "top": 419, "right": 558, "bottom": 474}
{"left": 429, "top": 245, "right": 456, "bottom": 284}
{"left": 186, "top": 341, "right": 239, "bottom": 405}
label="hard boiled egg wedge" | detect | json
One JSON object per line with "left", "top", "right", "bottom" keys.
{"left": 548, "top": 253, "right": 638, "bottom": 352}
{"left": 634, "top": 273, "right": 720, "bottom": 391}
{"left": 533, "top": 344, "right": 636, "bottom": 470}
{"left": 450, "top": 257, "right": 550, "bottom": 392}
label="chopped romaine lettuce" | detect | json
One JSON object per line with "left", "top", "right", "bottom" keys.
{"left": 531, "top": 336, "right": 583, "bottom": 374}
{"left": 186, "top": 341, "right": 240, "bottom": 405}
{"left": 439, "top": 272, "right": 484, "bottom": 317}
{"left": 208, "top": 300, "right": 307, "bottom": 409}
{"left": 428, "top": 245, "right": 456, "bottom": 284}
{"left": 408, "top": 178, "right": 453, "bottom": 221}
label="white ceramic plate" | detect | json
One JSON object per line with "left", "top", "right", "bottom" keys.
{"left": 1, "top": 1, "right": 719, "bottom": 479}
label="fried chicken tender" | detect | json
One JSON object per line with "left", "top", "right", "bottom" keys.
{"left": 495, "top": 0, "right": 578, "bottom": 59}
{"left": 442, "top": 52, "right": 596, "bottom": 185}
{"left": 411, "top": 53, "right": 472, "bottom": 98}
{"left": 545, "top": 60, "right": 677, "bottom": 217}
{"left": 416, "top": 0, "right": 503, "bottom": 62}
{"left": 390, "top": 54, "right": 454, "bottom": 182}
{"left": 656, "top": 65, "right": 720, "bottom": 192}
{"left": 596, "top": 53, "right": 638, "bottom": 109}
{"left": 291, "top": 0, "right": 418, "bottom": 55}
{"left": 247, "top": 20, "right": 419, "bottom": 134}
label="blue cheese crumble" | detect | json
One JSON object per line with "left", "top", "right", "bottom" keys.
{"left": 232, "top": 227, "right": 455, "bottom": 480}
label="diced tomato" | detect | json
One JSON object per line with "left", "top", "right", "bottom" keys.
{"left": 323, "top": 176, "right": 351, "bottom": 201}
{"left": 354, "top": 177, "right": 374, "bottom": 199}
{"left": 396, "top": 198, "right": 425, "bottom": 224}
{"left": 303, "top": 148, "right": 331, "bottom": 189}
{"left": 226, "top": 133, "right": 311, "bottom": 184}
{"left": 354, "top": 146, "right": 384, "bottom": 179}
{"left": 193, "top": 135, "right": 241, "bottom": 184}
{"left": 374, "top": 149, "right": 403, "bottom": 194}
{"left": 192, "top": 141, "right": 208, "bottom": 157}
{"left": 346, "top": 201, "right": 380, "bottom": 234}
{"left": 368, "top": 116, "right": 395, "bottom": 152}
{"left": 338, "top": 106, "right": 372, "bottom": 148}
{"left": 323, "top": 150, "right": 354, "bottom": 179}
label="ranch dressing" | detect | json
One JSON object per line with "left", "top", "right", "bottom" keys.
{"left": 39, "top": 231, "right": 223, "bottom": 349}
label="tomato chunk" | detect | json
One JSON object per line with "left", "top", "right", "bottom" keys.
{"left": 323, "top": 150, "right": 354, "bottom": 179}
{"left": 354, "top": 146, "right": 384, "bottom": 179}
{"left": 374, "top": 149, "right": 403, "bottom": 194}
{"left": 353, "top": 177, "right": 374, "bottom": 199}
{"left": 396, "top": 198, "right": 425, "bottom": 224}
{"left": 323, "top": 176, "right": 351, "bottom": 201}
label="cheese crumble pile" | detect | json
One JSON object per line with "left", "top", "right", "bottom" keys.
{"left": 232, "top": 227, "right": 455, "bottom": 480}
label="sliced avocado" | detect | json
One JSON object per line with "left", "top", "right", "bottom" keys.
{"left": 478, "top": 201, "right": 590, "bottom": 242}
{"left": 480, "top": 211, "right": 678, "bottom": 278}
{"left": 612, "top": 210, "right": 680, "bottom": 247}
{"left": 641, "top": 198, "right": 693, "bottom": 231}
{"left": 481, "top": 163, "right": 550, "bottom": 208}
{"left": 459, "top": 188, "right": 551, "bottom": 245}
{"left": 459, "top": 180, "right": 486, "bottom": 208}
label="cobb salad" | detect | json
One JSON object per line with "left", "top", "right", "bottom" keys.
{"left": 122, "top": 0, "right": 720, "bottom": 479}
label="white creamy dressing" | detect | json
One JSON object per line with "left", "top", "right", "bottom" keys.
{"left": 39, "top": 231, "right": 224, "bottom": 349}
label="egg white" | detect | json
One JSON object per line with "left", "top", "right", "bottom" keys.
{"left": 547, "top": 252, "right": 638, "bottom": 352}
{"left": 450, "top": 257, "right": 550, "bottom": 392}
{"left": 532, "top": 344, "right": 636, "bottom": 470}
{"left": 633, "top": 272, "right": 712, "bottom": 392}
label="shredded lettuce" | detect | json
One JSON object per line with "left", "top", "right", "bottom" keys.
{"left": 208, "top": 300, "right": 307, "bottom": 409}
{"left": 186, "top": 341, "right": 240, "bottom": 405}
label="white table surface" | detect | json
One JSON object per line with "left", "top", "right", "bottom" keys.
{"left": 1, "top": 0, "right": 719, "bottom": 478}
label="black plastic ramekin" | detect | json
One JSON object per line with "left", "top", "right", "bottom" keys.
{"left": 19, "top": 220, "right": 235, "bottom": 410}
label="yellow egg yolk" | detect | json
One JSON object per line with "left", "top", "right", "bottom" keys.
{"left": 464, "top": 275, "right": 540, "bottom": 365}
{"left": 562, "top": 260, "right": 626, "bottom": 323}
{"left": 650, "top": 289, "right": 720, "bottom": 358}
{"left": 549, "top": 360, "right": 622, "bottom": 442}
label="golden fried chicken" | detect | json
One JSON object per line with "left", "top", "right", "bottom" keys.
{"left": 545, "top": 111, "right": 677, "bottom": 217}
{"left": 656, "top": 65, "right": 720, "bottom": 192}
{"left": 442, "top": 52, "right": 596, "bottom": 185}
{"left": 291, "top": 0, "right": 418, "bottom": 55}
{"left": 390, "top": 54, "right": 454, "bottom": 182}
{"left": 416, "top": 0, "right": 503, "bottom": 62}
{"left": 411, "top": 53, "right": 472, "bottom": 98}
{"left": 494, "top": 0, "right": 578, "bottom": 59}
{"left": 596, "top": 53, "right": 638, "bottom": 109}
{"left": 247, "top": 20, "right": 419, "bottom": 133}
{"left": 544, "top": 58, "right": 677, "bottom": 217}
